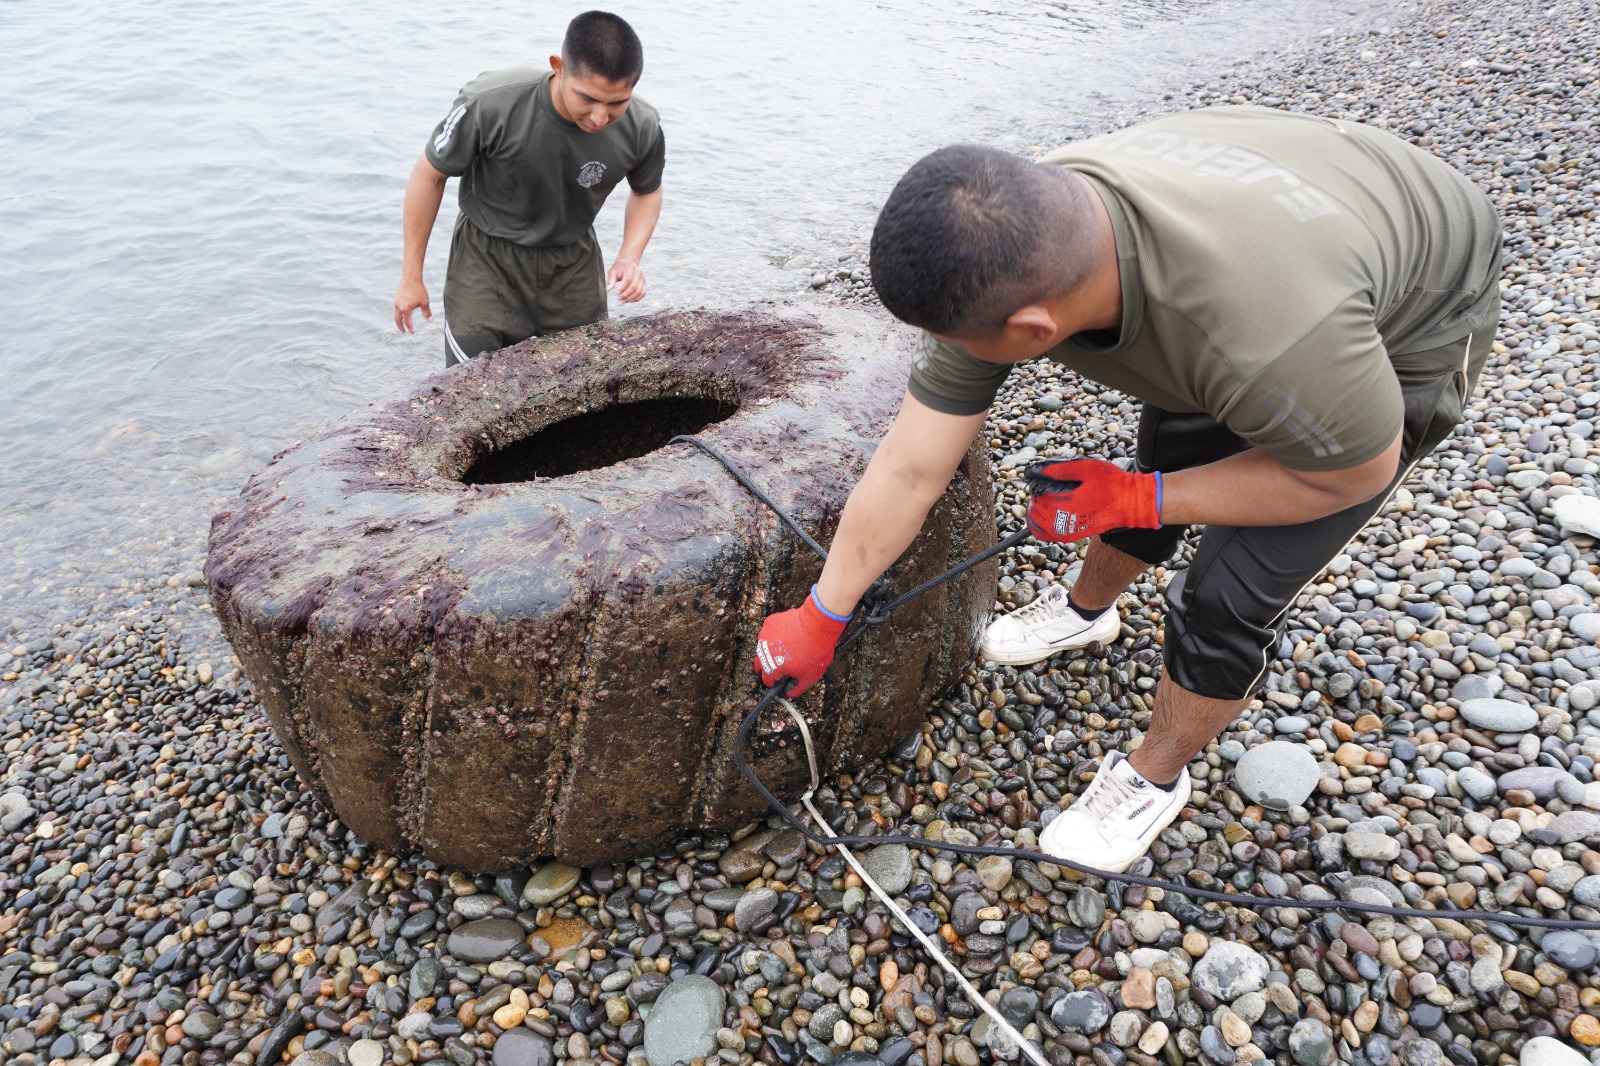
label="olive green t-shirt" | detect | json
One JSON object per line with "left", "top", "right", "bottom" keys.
{"left": 425, "top": 69, "right": 665, "bottom": 248}
{"left": 908, "top": 106, "right": 1502, "bottom": 471}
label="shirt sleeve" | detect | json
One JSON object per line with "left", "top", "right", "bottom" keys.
{"left": 424, "top": 89, "right": 486, "bottom": 177}
{"left": 905, "top": 332, "right": 1012, "bottom": 416}
{"left": 627, "top": 125, "right": 666, "bottom": 194}
{"left": 1215, "top": 295, "right": 1404, "bottom": 471}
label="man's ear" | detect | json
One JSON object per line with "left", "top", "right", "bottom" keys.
{"left": 1004, "top": 304, "right": 1059, "bottom": 346}
{"left": 549, "top": 55, "right": 564, "bottom": 78}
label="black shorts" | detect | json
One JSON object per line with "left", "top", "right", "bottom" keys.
{"left": 441, "top": 215, "right": 608, "bottom": 368}
{"left": 1101, "top": 308, "right": 1496, "bottom": 700}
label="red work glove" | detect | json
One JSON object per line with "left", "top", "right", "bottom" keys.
{"left": 1024, "top": 458, "right": 1162, "bottom": 543}
{"left": 754, "top": 585, "right": 850, "bottom": 695}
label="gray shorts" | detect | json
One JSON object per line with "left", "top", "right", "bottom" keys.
{"left": 441, "top": 215, "right": 608, "bottom": 367}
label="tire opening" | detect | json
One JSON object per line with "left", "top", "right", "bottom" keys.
{"left": 460, "top": 396, "right": 738, "bottom": 484}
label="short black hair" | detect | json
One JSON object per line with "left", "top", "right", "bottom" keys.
{"left": 562, "top": 11, "right": 644, "bottom": 85}
{"left": 870, "top": 145, "right": 1095, "bottom": 337}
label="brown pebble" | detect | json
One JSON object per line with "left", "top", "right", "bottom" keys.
{"left": 1339, "top": 923, "right": 1379, "bottom": 956}
{"left": 1334, "top": 743, "right": 1368, "bottom": 768}
{"left": 1122, "top": 967, "right": 1157, "bottom": 1010}
{"left": 1572, "top": 1014, "right": 1600, "bottom": 1046}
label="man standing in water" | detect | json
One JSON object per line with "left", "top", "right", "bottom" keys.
{"left": 755, "top": 107, "right": 1501, "bottom": 873}
{"left": 393, "top": 11, "right": 665, "bottom": 366}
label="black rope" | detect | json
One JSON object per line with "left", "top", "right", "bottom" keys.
{"left": 683, "top": 434, "right": 1600, "bottom": 933}
{"left": 735, "top": 686, "right": 1597, "bottom": 931}
{"left": 672, "top": 435, "right": 829, "bottom": 559}
{"left": 842, "top": 529, "right": 1031, "bottom": 642}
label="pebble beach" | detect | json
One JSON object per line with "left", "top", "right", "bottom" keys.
{"left": 4, "top": 4, "right": 1600, "bottom": 1066}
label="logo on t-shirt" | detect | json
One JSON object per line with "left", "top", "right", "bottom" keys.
{"left": 577, "top": 161, "right": 606, "bottom": 188}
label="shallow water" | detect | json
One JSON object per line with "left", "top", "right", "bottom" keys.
{"left": 0, "top": 0, "right": 1378, "bottom": 623}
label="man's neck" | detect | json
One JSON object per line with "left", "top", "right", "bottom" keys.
{"left": 1077, "top": 181, "right": 1124, "bottom": 333}
{"left": 548, "top": 73, "right": 576, "bottom": 125}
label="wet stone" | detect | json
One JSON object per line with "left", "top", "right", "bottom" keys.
{"left": 1072, "top": 886, "right": 1105, "bottom": 929}
{"left": 521, "top": 861, "right": 581, "bottom": 906}
{"left": 809, "top": 1004, "right": 846, "bottom": 1041}
{"left": 644, "top": 974, "right": 726, "bottom": 1066}
{"left": 496, "top": 868, "right": 532, "bottom": 904}
{"left": 879, "top": 1038, "right": 915, "bottom": 1066}
{"left": 1198, "top": 1025, "right": 1235, "bottom": 1065}
{"left": 290, "top": 1052, "right": 339, "bottom": 1066}
{"left": 951, "top": 891, "right": 987, "bottom": 936}
{"left": 1408, "top": 1002, "right": 1444, "bottom": 1031}
{"left": 999, "top": 986, "right": 1039, "bottom": 1028}
{"left": 734, "top": 887, "right": 778, "bottom": 932}
{"left": 214, "top": 886, "right": 249, "bottom": 910}
{"left": 1397, "top": 1039, "right": 1444, "bottom": 1066}
{"left": 315, "top": 879, "right": 369, "bottom": 934}
{"left": 494, "top": 1028, "right": 554, "bottom": 1066}
{"left": 765, "top": 830, "right": 808, "bottom": 867}
{"left": 1050, "top": 989, "right": 1112, "bottom": 1033}
{"left": 447, "top": 918, "right": 525, "bottom": 963}
{"left": 628, "top": 971, "right": 669, "bottom": 1004}
{"left": 835, "top": 1055, "right": 884, "bottom": 1066}
{"left": 703, "top": 887, "right": 746, "bottom": 912}
{"left": 454, "top": 893, "right": 498, "bottom": 920}
{"left": 860, "top": 844, "right": 913, "bottom": 895}
{"left": 411, "top": 957, "right": 442, "bottom": 999}
{"left": 976, "top": 855, "right": 1013, "bottom": 892}
{"left": 399, "top": 911, "right": 436, "bottom": 940}
{"left": 1541, "top": 931, "right": 1598, "bottom": 971}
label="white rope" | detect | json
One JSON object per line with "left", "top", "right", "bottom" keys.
{"left": 771, "top": 698, "right": 1051, "bottom": 1066}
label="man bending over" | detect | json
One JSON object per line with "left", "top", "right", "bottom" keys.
{"left": 754, "top": 107, "right": 1500, "bottom": 873}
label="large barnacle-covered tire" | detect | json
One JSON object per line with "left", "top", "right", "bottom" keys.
{"left": 205, "top": 306, "right": 997, "bottom": 869}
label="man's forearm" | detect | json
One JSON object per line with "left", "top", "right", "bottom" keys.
{"left": 814, "top": 466, "right": 941, "bottom": 617}
{"left": 401, "top": 154, "right": 449, "bottom": 280}
{"left": 813, "top": 399, "right": 988, "bottom": 616}
{"left": 1160, "top": 432, "right": 1402, "bottom": 527}
{"left": 617, "top": 188, "right": 663, "bottom": 262}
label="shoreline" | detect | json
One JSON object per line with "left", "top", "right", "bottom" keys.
{"left": 6, "top": 3, "right": 1600, "bottom": 1066}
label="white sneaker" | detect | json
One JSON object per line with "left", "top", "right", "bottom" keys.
{"left": 980, "top": 584, "right": 1120, "bottom": 665}
{"left": 1039, "top": 751, "right": 1187, "bottom": 874}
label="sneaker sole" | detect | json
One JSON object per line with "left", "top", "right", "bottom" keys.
{"left": 979, "top": 642, "right": 1079, "bottom": 666}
